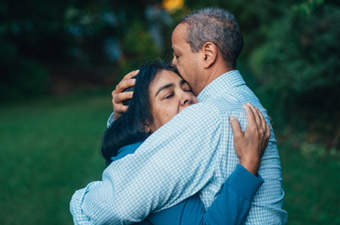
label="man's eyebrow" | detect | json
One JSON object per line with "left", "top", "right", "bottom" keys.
{"left": 155, "top": 83, "right": 174, "bottom": 97}
{"left": 172, "top": 47, "right": 178, "bottom": 53}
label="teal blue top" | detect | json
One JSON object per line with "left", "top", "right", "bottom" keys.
{"left": 113, "top": 142, "right": 264, "bottom": 225}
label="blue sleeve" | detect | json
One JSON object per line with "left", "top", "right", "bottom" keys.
{"left": 146, "top": 164, "right": 264, "bottom": 225}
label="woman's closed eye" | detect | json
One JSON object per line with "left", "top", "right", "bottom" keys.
{"left": 182, "top": 83, "right": 193, "bottom": 93}
{"left": 164, "top": 92, "right": 174, "bottom": 99}
{"left": 183, "top": 88, "right": 192, "bottom": 93}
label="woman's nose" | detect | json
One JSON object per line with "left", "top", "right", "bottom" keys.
{"left": 180, "top": 92, "right": 192, "bottom": 106}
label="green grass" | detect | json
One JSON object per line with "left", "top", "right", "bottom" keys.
{"left": 0, "top": 91, "right": 111, "bottom": 225}
{"left": 0, "top": 91, "right": 339, "bottom": 224}
{"left": 280, "top": 141, "right": 340, "bottom": 225}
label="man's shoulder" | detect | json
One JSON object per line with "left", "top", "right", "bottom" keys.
{"left": 194, "top": 96, "right": 246, "bottom": 117}
{"left": 168, "top": 96, "right": 246, "bottom": 127}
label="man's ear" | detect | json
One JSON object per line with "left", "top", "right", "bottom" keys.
{"left": 202, "top": 42, "right": 217, "bottom": 69}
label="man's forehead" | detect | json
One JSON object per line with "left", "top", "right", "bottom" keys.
{"left": 171, "top": 23, "right": 188, "bottom": 49}
{"left": 174, "top": 23, "right": 188, "bottom": 37}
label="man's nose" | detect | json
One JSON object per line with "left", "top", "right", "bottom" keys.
{"left": 171, "top": 57, "right": 177, "bottom": 67}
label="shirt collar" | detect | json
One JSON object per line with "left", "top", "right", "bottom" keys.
{"left": 111, "top": 141, "right": 144, "bottom": 161}
{"left": 197, "top": 70, "right": 245, "bottom": 102}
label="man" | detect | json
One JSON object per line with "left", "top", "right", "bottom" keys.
{"left": 71, "top": 8, "right": 287, "bottom": 224}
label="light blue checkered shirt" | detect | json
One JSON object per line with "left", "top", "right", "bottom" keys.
{"left": 70, "top": 70, "right": 287, "bottom": 224}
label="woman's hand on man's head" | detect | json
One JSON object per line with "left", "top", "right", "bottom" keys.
{"left": 111, "top": 70, "right": 138, "bottom": 119}
{"left": 229, "top": 103, "right": 271, "bottom": 175}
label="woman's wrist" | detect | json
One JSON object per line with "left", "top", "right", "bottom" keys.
{"left": 240, "top": 157, "right": 260, "bottom": 175}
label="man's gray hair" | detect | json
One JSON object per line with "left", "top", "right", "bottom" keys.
{"left": 179, "top": 8, "right": 243, "bottom": 68}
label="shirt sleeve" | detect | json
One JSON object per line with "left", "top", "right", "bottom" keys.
{"left": 106, "top": 112, "right": 114, "bottom": 128}
{"left": 196, "top": 164, "right": 264, "bottom": 225}
{"left": 146, "top": 164, "right": 264, "bottom": 225}
{"left": 72, "top": 102, "right": 238, "bottom": 224}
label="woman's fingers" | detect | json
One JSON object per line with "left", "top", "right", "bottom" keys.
{"left": 266, "top": 124, "right": 271, "bottom": 140}
{"left": 247, "top": 103, "right": 261, "bottom": 130}
{"left": 229, "top": 115, "right": 243, "bottom": 140}
{"left": 245, "top": 103, "right": 271, "bottom": 157}
{"left": 255, "top": 106, "right": 266, "bottom": 131}
{"left": 243, "top": 104, "right": 256, "bottom": 132}
{"left": 231, "top": 103, "right": 272, "bottom": 175}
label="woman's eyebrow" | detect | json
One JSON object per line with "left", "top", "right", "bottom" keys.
{"left": 155, "top": 83, "right": 174, "bottom": 97}
{"left": 179, "top": 80, "right": 187, "bottom": 87}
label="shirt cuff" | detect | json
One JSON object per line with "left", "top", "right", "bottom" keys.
{"left": 226, "top": 164, "right": 264, "bottom": 201}
{"left": 107, "top": 112, "right": 115, "bottom": 128}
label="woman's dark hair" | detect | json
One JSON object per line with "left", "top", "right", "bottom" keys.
{"left": 101, "top": 60, "right": 178, "bottom": 165}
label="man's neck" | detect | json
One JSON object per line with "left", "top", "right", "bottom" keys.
{"left": 196, "top": 65, "right": 234, "bottom": 95}
{"left": 207, "top": 67, "right": 234, "bottom": 85}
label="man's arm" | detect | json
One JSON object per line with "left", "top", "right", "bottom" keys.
{"left": 71, "top": 104, "right": 269, "bottom": 225}
{"left": 85, "top": 103, "right": 223, "bottom": 224}
{"left": 71, "top": 102, "right": 262, "bottom": 224}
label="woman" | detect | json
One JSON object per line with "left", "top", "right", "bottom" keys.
{"left": 101, "top": 60, "right": 268, "bottom": 225}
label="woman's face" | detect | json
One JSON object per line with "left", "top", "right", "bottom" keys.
{"left": 146, "top": 69, "right": 198, "bottom": 133}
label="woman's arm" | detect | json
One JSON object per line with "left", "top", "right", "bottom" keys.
{"left": 144, "top": 165, "right": 263, "bottom": 225}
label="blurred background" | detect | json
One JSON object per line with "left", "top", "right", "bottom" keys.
{"left": 0, "top": 0, "right": 339, "bottom": 224}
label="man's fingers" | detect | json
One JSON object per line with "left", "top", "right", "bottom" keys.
{"left": 115, "top": 79, "right": 136, "bottom": 94}
{"left": 115, "top": 104, "right": 129, "bottom": 113}
{"left": 122, "top": 70, "right": 139, "bottom": 81}
{"left": 229, "top": 115, "right": 243, "bottom": 139}
{"left": 113, "top": 105, "right": 129, "bottom": 119}
{"left": 114, "top": 91, "right": 133, "bottom": 104}
{"left": 243, "top": 104, "right": 256, "bottom": 130}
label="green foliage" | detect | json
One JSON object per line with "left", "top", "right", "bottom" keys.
{"left": 119, "top": 22, "right": 161, "bottom": 74}
{"left": 248, "top": 1, "right": 340, "bottom": 135}
{"left": 0, "top": 0, "right": 157, "bottom": 100}
{"left": 0, "top": 58, "right": 49, "bottom": 101}
{"left": 250, "top": 1, "right": 340, "bottom": 96}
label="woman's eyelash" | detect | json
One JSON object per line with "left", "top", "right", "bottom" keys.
{"left": 165, "top": 93, "right": 174, "bottom": 99}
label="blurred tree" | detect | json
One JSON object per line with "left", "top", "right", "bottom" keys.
{"left": 0, "top": 0, "right": 170, "bottom": 100}
{"left": 171, "top": 0, "right": 340, "bottom": 149}
{"left": 1, "top": 0, "right": 339, "bottom": 150}
{"left": 248, "top": 0, "right": 340, "bottom": 147}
